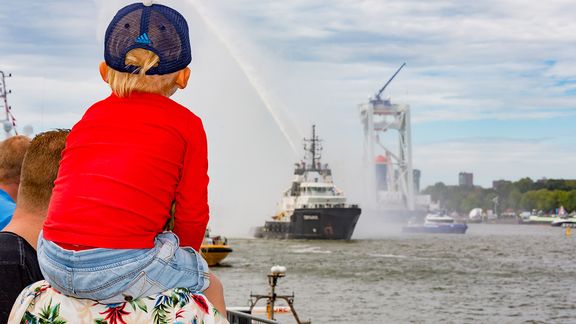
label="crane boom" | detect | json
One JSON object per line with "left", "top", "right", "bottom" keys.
{"left": 375, "top": 62, "right": 406, "bottom": 101}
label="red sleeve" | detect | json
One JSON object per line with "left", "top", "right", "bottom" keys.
{"left": 173, "top": 117, "right": 210, "bottom": 251}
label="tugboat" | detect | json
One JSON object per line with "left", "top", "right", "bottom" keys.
{"left": 255, "top": 125, "right": 361, "bottom": 240}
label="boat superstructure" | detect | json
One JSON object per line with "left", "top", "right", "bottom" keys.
{"left": 255, "top": 125, "right": 361, "bottom": 240}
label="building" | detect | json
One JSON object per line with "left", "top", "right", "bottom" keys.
{"left": 492, "top": 180, "right": 512, "bottom": 191}
{"left": 458, "top": 172, "right": 473, "bottom": 187}
{"left": 413, "top": 169, "right": 421, "bottom": 193}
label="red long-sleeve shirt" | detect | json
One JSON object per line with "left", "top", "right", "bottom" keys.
{"left": 43, "top": 92, "right": 209, "bottom": 251}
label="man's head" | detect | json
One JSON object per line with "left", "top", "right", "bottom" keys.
{"left": 0, "top": 135, "right": 31, "bottom": 187}
{"left": 101, "top": 2, "right": 192, "bottom": 97}
{"left": 17, "top": 130, "right": 69, "bottom": 215}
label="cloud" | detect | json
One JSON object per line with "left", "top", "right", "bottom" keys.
{"left": 193, "top": 0, "right": 576, "bottom": 125}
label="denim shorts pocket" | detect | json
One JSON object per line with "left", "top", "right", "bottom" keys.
{"left": 99, "top": 271, "right": 167, "bottom": 304}
{"left": 128, "top": 271, "right": 166, "bottom": 297}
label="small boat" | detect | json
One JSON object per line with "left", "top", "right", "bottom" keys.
{"left": 550, "top": 217, "right": 576, "bottom": 227}
{"left": 520, "top": 214, "right": 561, "bottom": 225}
{"left": 521, "top": 206, "right": 570, "bottom": 225}
{"left": 402, "top": 212, "right": 468, "bottom": 234}
{"left": 200, "top": 229, "right": 233, "bottom": 266}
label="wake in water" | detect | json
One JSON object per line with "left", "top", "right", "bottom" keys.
{"left": 289, "top": 245, "right": 333, "bottom": 254}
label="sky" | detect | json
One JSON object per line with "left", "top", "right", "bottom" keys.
{"left": 1, "top": 0, "right": 575, "bottom": 235}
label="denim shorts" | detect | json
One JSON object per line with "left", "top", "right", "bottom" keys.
{"left": 37, "top": 231, "right": 210, "bottom": 304}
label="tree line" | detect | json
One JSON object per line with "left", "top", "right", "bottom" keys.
{"left": 421, "top": 178, "right": 576, "bottom": 215}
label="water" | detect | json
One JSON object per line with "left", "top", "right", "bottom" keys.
{"left": 213, "top": 224, "right": 576, "bottom": 323}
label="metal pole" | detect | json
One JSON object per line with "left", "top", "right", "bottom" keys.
{"left": 375, "top": 62, "right": 407, "bottom": 100}
{"left": 405, "top": 106, "right": 415, "bottom": 210}
{"left": 1, "top": 71, "right": 8, "bottom": 138}
{"left": 0, "top": 71, "right": 13, "bottom": 138}
{"left": 267, "top": 273, "right": 278, "bottom": 320}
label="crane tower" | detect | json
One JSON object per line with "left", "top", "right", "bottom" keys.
{"left": 0, "top": 71, "right": 17, "bottom": 138}
{"left": 359, "top": 63, "right": 419, "bottom": 216}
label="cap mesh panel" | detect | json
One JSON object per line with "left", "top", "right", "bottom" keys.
{"left": 104, "top": 3, "right": 191, "bottom": 75}
{"left": 106, "top": 9, "right": 143, "bottom": 65}
{"left": 148, "top": 10, "right": 182, "bottom": 65}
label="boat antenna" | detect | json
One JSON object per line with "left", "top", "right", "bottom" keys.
{"left": 303, "top": 125, "right": 322, "bottom": 170}
{"left": 0, "top": 71, "right": 17, "bottom": 138}
{"left": 374, "top": 62, "right": 406, "bottom": 102}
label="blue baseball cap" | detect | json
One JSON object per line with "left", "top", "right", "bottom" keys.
{"left": 104, "top": 2, "right": 192, "bottom": 75}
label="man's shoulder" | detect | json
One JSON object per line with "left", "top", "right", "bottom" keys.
{"left": 0, "top": 232, "right": 36, "bottom": 263}
{"left": 0, "top": 231, "right": 25, "bottom": 247}
{"left": 0, "top": 231, "right": 43, "bottom": 324}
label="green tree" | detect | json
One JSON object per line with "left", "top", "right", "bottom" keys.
{"left": 516, "top": 177, "right": 534, "bottom": 193}
{"left": 555, "top": 190, "right": 570, "bottom": 211}
{"left": 460, "top": 191, "right": 482, "bottom": 213}
{"left": 520, "top": 191, "right": 538, "bottom": 211}
{"left": 566, "top": 190, "right": 576, "bottom": 212}
{"left": 507, "top": 188, "right": 522, "bottom": 210}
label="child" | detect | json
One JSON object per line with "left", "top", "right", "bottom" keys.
{"left": 37, "top": 2, "right": 226, "bottom": 316}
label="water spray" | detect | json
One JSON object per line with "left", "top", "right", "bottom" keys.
{"left": 186, "top": 0, "right": 301, "bottom": 156}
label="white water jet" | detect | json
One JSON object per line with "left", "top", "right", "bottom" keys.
{"left": 185, "top": 0, "right": 301, "bottom": 156}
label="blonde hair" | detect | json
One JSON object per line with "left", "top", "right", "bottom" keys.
{"left": 107, "top": 48, "right": 179, "bottom": 97}
{"left": 17, "top": 129, "right": 69, "bottom": 214}
{"left": 0, "top": 135, "right": 31, "bottom": 184}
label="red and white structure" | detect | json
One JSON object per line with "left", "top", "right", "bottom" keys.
{"left": 359, "top": 63, "right": 425, "bottom": 216}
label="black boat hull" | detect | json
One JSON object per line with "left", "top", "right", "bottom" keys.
{"left": 255, "top": 207, "right": 361, "bottom": 240}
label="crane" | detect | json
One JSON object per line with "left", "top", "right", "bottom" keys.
{"left": 373, "top": 62, "right": 406, "bottom": 102}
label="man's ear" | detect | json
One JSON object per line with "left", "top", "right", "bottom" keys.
{"left": 99, "top": 62, "right": 108, "bottom": 83}
{"left": 175, "top": 67, "right": 191, "bottom": 89}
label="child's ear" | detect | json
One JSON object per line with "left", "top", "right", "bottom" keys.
{"left": 99, "top": 62, "right": 108, "bottom": 83}
{"left": 176, "top": 67, "right": 191, "bottom": 89}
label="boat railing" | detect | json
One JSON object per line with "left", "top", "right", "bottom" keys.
{"left": 299, "top": 203, "right": 359, "bottom": 209}
{"left": 227, "top": 310, "right": 279, "bottom": 324}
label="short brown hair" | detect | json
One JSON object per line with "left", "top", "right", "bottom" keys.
{"left": 107, "top": 48, "right": 180, "bottom": 98}
{"left": 0, "top": 135, "right": 31, "bottom": 184}
{"left": 17, "top": 129, "right": 69, "bottom": 213}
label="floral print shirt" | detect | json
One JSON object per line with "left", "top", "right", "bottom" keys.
{"left": 8, "top": 280, "right": 228, "bottom": 324}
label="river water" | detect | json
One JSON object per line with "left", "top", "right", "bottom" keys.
{"left": 212, "top": 224, "right": 576, "bottom": 323}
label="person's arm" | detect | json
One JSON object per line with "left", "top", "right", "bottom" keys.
{"left": 173, "top": 117, "right": 210, "bottom": 251}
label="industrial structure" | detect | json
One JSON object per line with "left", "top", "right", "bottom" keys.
{"left": 459, "top": 172, "right": 474, "bottom": 187}
{"left": 0, "top": 71, "right": 17, "bottom": 138}
{"left": 358, "top": 63, "right": 428, "bottom": 219}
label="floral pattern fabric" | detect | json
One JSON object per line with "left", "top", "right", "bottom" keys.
{"left": 8, "top": 280, "right": 229, "bottom": 324}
